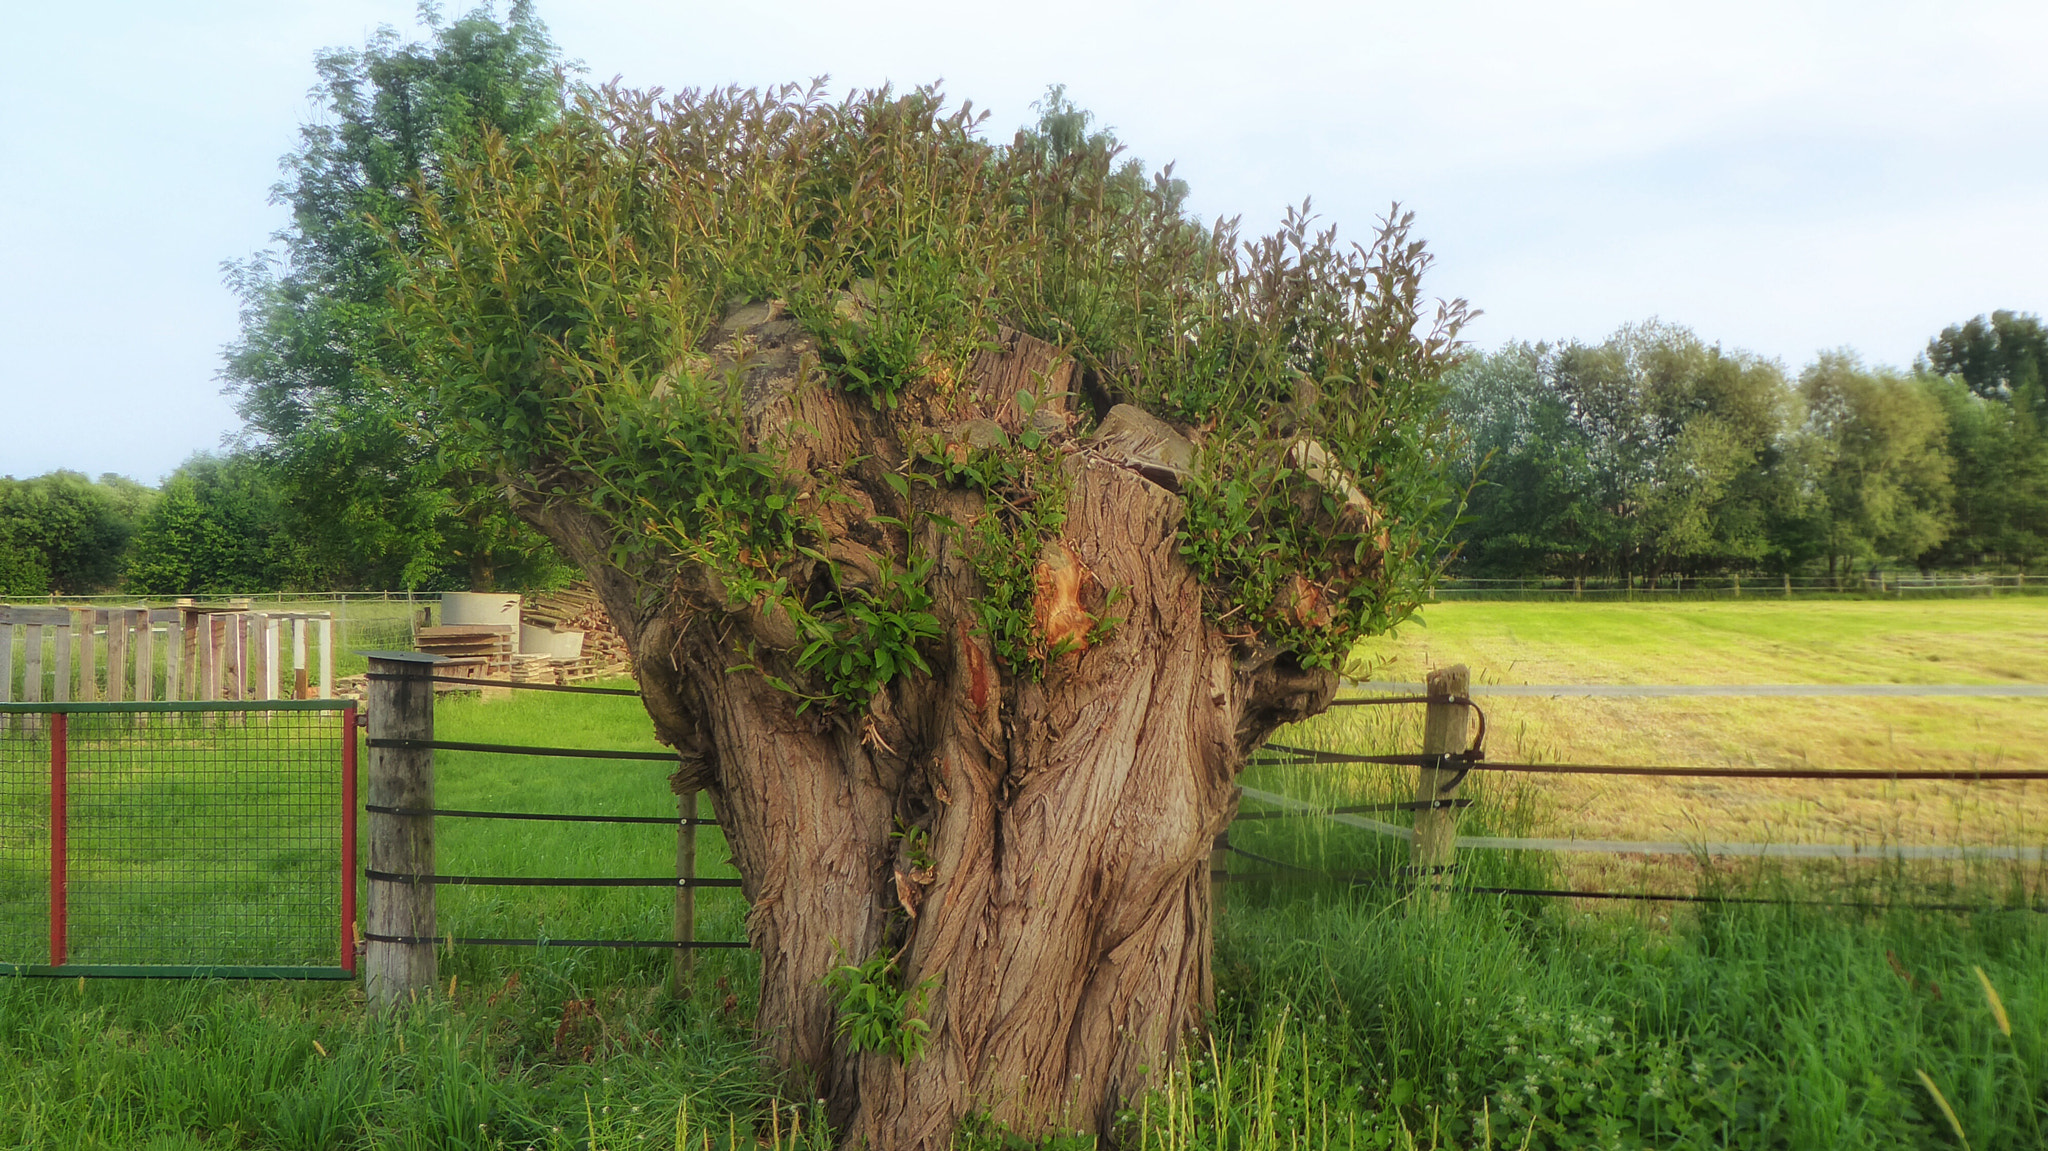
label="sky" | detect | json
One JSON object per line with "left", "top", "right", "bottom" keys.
{"left": 2, "top": 0, "right": 2043, "bottom": 484}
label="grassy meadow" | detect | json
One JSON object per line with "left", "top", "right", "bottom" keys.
{"left": 1341, "top": 599, "right": 2048, "bottom": 859}
{"left": 0, "top": 603, "right": 2043, "bottom": 1148}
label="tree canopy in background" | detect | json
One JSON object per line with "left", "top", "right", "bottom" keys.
{"left": 123, "top": 454, "right": 307, "bottom": 595}
{"left": 0, "top": 472, "right": 154, "bottom": 597}
{"left": 1447, "top": 313, "right": 2048, "bottom": 581}
{"left": 220, "top": 0, "right": 575, "bottom": 591}
{"left": 1925, "top": 309, "right": 2048, "bottom": 409}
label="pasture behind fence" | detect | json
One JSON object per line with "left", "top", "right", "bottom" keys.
{"left": 1434, "top": 570, "right": 2041, "bottom": 601}
{"left": 1225, "top": 668, "right": 2048, "bottom": 910}
{"left": 0, "top": 699, "right": 356, "bottom": 978}
{"left": 356, "top": 655, "right": 741, "bottom": 1009}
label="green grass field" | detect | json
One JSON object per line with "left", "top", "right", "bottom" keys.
{"left": 0, "top": 604, "right": 2043, "bottom": 1149}
{"left": 1337, "top": 600, "right": 2048, "bottom": 860}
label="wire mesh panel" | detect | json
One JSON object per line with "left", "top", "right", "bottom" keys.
{"left": 0, "top": 701, "right": 352, "bottom": 977}
{"left": 0, "top": 714, "right": 50, "bottom": 966}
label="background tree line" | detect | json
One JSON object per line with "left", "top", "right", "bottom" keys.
{"left": 1448, "top": 309, "right": 2048, "bottom": 582}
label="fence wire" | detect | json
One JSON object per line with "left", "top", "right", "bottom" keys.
{"left": 0, "top": 716, "right": 48, "bottom": 964}
{"left": 1, "top": 704, "right": 347, "bottom": 972}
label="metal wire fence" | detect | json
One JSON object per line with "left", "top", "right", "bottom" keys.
{"left": 1231, "top": 690, "right": 2048, "bottom": 912}
{"left": 1433, "top": 572, "right": 2044, "bottom": 601}
{"left": 0, "top": 701, "right": 355, "bottom": 978}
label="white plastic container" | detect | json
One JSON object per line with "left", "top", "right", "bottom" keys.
{"left": 440, "top": 592, "right": 523, "bottom": 653}
{"left": 520, "top": 624, "right": 585, "bottom": 661}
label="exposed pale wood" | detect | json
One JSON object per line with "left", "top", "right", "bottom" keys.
{"left": 365, "top": 653, "right": 440, "bottom": 1012}
{"left": 1411, "top": 664, "right": 1472, "bottom": 905}
{"left": 292, "top": 618, "right": 308, "bottom": 699}
{"left": 1090, "top": 403, "right": 1194, "bottom": 488}
{"left": 52, "top": 620, "right": 72, "bottom": 703}
{"left": 181, "top": 609, "right": 201, "bottom": 700}
{"left": 134, "top": 610, "right": 154, "bottom": 703}
{"left": 199, "top": 614, "right": 218, "bottom": 702}
{"left": 78, "top": 611, "right": 98, "bottom": 702}
{"left": 164, "top": 617, "right": 182, "bottom": 702}
{"left": 22, "top": 625, "right": 42, "bottom": 704}
{"left": 317, "top": 617, "right": 332, "bottom": 699}
{"left": 107, "top": 615, "right": 126, "bottom": 702}
{"left": 256, "top": 614, "right": 277, "bottom": 701}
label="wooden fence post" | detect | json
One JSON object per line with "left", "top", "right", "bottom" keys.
{"left": 0, "top": 616, "right": 13, "bottom": 733}
{"left": 23, "top": 624, "right": 42, "bottom": 704}
{"left": 53, "top": 619, "right": 71, "bottom": 703}
{"left": 1410, "top": 665, "right": 1472, "bottom": 905}
{"left": 78, "top": 611, "right": 97, "bottom": 703}
{"left": 365, "top": 651, "right": 445, "bottom": 1013}
{"left": 134, "top": 609, "right": 154, "bottom": 703}
{"left": 317, "top": 616, "right": 333, "bottom": 699}
{"left": 671, "top": 787, "right": 699, "bottom": 995}
{"left": 199, "top": 614, "right": 218, "bottom": 702}
{"left": 163, "top": 612, "right": 182, "bottom": 702}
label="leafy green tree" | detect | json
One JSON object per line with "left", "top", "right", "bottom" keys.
{"left": 0, "top": 471, "right": 155, "bottom": 594}
{"left": 0, "top": 530, "right": 50, "bottom": 597}
{"left": 1923, "top": 310, "right": 2048, "bottom": 411}
{"left": 222, "top": 1, "right": 574, "bottom": 590}
{"left": 1921, "top": 375, "right": 2048, "bottom": 570}
{"left": 1919, "top": 310, "right": 2048, "bottom": 571}
{"left": 1797, "top": 352, "right": 1954, "bottom": 578}
{"left": 1447, "top": 342, "right": 1617, "bottom": 576}
{"left": 395, "top": 82, "right": 1468, "bottom": 1142}
{"left": 1447, "top": 323, "right": 1795, "bottom": 579}
{"left": 124, "top": 454, "right": 307, "bottom": 594}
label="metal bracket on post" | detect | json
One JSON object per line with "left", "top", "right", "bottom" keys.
{"left": 361, "top": 650, "right": 447, "bottom": 1011}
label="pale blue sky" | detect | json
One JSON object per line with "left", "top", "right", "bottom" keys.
{"left": 3, "top": 0, "right": 2043, "bottom": 483}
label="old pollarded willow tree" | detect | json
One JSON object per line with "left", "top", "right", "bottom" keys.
{"left": 400, "top": 83, "right": 1468, "bottom": 1147}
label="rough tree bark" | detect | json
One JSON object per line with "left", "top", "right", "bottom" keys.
{"left": 519, "top": 304, "right": 1336, "bottom": 1148}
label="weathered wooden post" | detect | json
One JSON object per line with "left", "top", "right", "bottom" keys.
{"left": 78, "top": 610, "right": 97, "bottom": 702}
{"left": 317, "top": 615, "right": 334, "bottom": 699}
{"left": 163, "top": 611, "right": 182, "bottom": 702}
{"left": 52, "top": 618, "right": 72, "bottom": 703}
{"left": 0, "top": 612, "right": 13, "bottom": 734}
{"left": 23, "top": 622, "right": 43, "bottom": 704}
{"left": 671, "top": 787, "right": 700, "bottom": 995}
{"left": 134, "top": 609, "right": 154, "bottom": 703}
{"left": 364, "top": 650, "right": 446, "bottom": 1012}
{"left": 1410, "top": 665, "right": 1472, "bottom": 905}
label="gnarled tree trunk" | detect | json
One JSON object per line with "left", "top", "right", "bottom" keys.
{"left": 522, "top": 309, "right": 1334, "bottom": 1147}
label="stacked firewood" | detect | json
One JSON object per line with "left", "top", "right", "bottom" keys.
{"left": 521, "top": 583, "right": 633, "bottom": 681}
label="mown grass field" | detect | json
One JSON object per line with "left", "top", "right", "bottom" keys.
{"left": 0, "top": 606, "right": 2043, "bottom": 1149}
{"left": 1340, "top": 599, "right": 2048, "bottom": 856}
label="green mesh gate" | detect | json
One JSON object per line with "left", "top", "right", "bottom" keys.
{"left": 0, "top": 701, "right": 356, "bottom": 978}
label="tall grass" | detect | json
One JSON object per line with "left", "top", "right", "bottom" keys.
{"left": 2, "top": 684, "right": 2044, "bottom": 1148}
